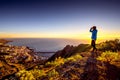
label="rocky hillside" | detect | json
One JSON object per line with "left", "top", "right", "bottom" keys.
{"left": 47, "top": 44, "right": 91, "bottom": 62}
{"left": 1, "top": 39, "right": 120, "bottom": 80}
{"left": 0, "top": 39, "right": 45, "bottom": 79}
{"left": 14, "top": 51, "right": 120, "bottom": 80}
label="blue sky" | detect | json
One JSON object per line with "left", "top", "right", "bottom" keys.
{"left": 0, "top": 0, "right": 120, "bottom": 39}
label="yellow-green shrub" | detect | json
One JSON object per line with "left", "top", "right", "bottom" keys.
{"left": 66, "top": 54, "right": 82, "bottom": 61}
{"left": 45, "top": 57, "right": 65, "bottom": 67}
{"left": 47, "top": 69, "right": 59, "bottom": 78}
{"left": 97, "top": 51, "right": 120, "bottom": 64}
{"left": 16, "top": 70, "right": 35, "bottom": 80}
{"left": 16, "top": 69, "right": 46, "bottom": 80}
{"left": 46, "top": 54, "right": 82, "bottom": 67}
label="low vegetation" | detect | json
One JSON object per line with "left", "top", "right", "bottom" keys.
{"left": 97, "top": 51, "right": 119, "bottom": 62}
{"left": 97, "top": 39, "right": 120, "bottom": 51}
{"left": 16, "top": 54, "right": 83, "bottom": 80}
{"left": 1, "top": 39, "right": 120, "bottom": 80}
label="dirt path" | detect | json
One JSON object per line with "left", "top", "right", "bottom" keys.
{"left": 81, "top": 52, "right": 99, "bottom": 80}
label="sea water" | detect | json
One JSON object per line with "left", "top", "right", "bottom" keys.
{"left": 6, "top": 38, "right": 84, "bottom": 52}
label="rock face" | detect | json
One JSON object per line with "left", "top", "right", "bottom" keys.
{"left": 47, "top": 44, "right": 91, "bottom": 62}
{"left": 47, "top": 45, "right": 75, "bottom": 61}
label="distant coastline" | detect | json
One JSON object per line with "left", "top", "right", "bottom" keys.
{"left": 5, "top": 38, "right": 85, "bottom": 52}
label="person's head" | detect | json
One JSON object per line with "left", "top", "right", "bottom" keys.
{"left": 92, "top": 26, "right": 96, "bottom": 30}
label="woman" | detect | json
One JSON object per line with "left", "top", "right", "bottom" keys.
{"left": 90, "top": 26, "right": 98, "bottom": 51}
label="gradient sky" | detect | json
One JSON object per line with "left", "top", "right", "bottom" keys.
{"left": 0, "top": 0, "right": 120, "bottom": 41}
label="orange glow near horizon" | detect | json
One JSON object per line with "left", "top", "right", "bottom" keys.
{"left": 0, "top": 32, "right": 120, "bottom": 43}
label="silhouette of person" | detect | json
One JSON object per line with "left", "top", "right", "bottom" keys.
{"left": 90, "top": 26, "right": 98, "bottom": 52}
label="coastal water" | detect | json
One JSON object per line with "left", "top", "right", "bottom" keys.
{"left": 6, "top": 38, "right": 84, "bottom": 52}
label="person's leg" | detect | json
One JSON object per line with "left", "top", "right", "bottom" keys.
{"left": 91, "top": 40, "right": 94, "bottom": 51}
{"left": 91, "top": 40, "right": 97, "bottom": 51}
{"left": 93, "top": 40, "right": 97, "bottom": 51}
{"left": 91, "top": 40, "right": 94, "bottom": 46}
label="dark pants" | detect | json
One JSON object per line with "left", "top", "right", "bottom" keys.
{"left": 91, "top": 40, "right": 97, "bottom": 51}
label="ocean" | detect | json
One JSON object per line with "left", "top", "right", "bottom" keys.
{"left": 6, "top": 38, "right": 84, "bottom": 52}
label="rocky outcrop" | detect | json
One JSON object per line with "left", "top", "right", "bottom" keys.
{"left": 47, "top": 45, "right": 75, "bottom": 61}
{"left": 48, "top": 39, "right": 120, "bottom": 62}
{"left": 0, "top": 40, "right": 43, "bottom": 79}
{"left": 47, "top": 44, "right": 91, "bottom": 62}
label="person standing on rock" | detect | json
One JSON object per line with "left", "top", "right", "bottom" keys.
{"left": 90, "top": 26, "right": 98, "bottom": 52}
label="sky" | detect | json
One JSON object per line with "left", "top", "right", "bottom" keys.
{"left": 0, "top": 0, "right": 120, "bottom": 41}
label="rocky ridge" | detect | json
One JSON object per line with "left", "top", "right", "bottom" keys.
{"left": 1, "top": 39, "right": 120, "bottom": 80}
{"left": 0, "top": 39, "right": 45, "bottom": 79}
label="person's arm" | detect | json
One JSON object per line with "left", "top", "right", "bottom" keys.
{"left": 89, "top": 27, "right": 93, "bottom": 32}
